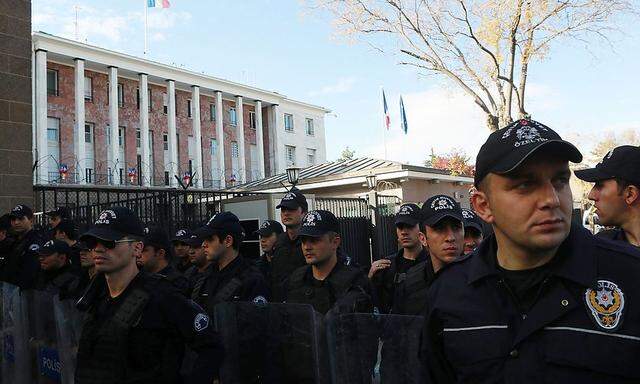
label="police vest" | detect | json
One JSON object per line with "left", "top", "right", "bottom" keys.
{"left": 392, "top": 260, "right": 433, "bottom": 316}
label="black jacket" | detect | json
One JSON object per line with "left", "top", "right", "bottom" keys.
{"left": 1, "top": 229, "right": 45, "bottom": 289}
{"left": 35, "top": 264, "right": 81, "bottom": 300}
{"left": 270, "top": 232, "right": 306, "bottom": 301}
{"left": 422, "top": 226, "right": 640, "bottom": 383}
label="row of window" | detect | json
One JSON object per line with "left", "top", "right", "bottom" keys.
{"left": 46, "top": 69, "right": 315, "bottom": 135}
{"left": 285, "top": 145, "right": 316, "bottom": 167}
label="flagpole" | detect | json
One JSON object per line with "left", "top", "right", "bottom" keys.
{"left": 144, "top": 0, "right": 148, "bottom": 57}
{"left": 381, "top": 86, "right": 388, "bottom": 160}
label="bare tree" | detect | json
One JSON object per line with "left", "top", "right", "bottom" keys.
{"left": 310, "top": 0, "right": 634, "bottom": 131}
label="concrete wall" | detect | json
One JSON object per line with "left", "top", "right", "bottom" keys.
{"left": 0, "top": 0, "right": 32, "bottom": 212}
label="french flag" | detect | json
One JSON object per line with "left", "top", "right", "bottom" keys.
{"left": 382, "top": 88, "right": 390, "bottom": 130}
{"left": 148, "top": 0, "right": 170, "bottom": 8}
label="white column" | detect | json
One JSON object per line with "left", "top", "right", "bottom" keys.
{"left": 35, "top": 49, "right": 48, "bottom": 184}
{"left": 235, "top": 95, "right": 245, "bottom": 183}
{"left": 272, "top": 104, "right": 281, "bottom": 174}
{"left": 74, "top": 58, "right": 86, "bottom": 184}
{"left": 192, "top": 86, "right": 203, "bottom": 188}
{"left": 139, "top": 73, "right": 150, "bottom": 187}
{"left": 255, "top": 100, "right": 265, "bottom": 179}
{"left": 108, "top": 66, "right": 120, "bottom": 185}
{"left": 215, "top": 91, "right": 225, "bottom": 189}
{"left": 167, "top": 80, "right": 178, "bottom": 187}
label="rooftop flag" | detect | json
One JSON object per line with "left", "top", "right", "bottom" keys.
{"left": 148, "top": 0, "right": 170, "bottom": 8}
{"left": 400, "top": 95, "right": 408, "bottom": 134}
{"left": 382, "top": 88, "right": 390, "bottom": 130}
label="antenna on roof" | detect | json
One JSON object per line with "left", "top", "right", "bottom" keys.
{"left": 73, "top": 5, "right": 81, "bottom": 41}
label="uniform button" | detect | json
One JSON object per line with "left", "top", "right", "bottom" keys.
{"left": 509, "top": 349, "right": 519, "bottom": 358}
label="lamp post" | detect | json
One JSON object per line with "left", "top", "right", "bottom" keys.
{"left": 366, "top": 174, "right": 377, "bottom": 191}
{"left": 286, "top": 167, "right": 301, "bottom": 187}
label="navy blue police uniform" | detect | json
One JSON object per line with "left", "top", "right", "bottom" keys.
{"left": 143, "top": 225, "right": 191, "bottom": 297}
{"left": 34, "top": 239, "right": 81, "bottom": 299}
{"left": 2, "top": 204, "right": 45, "bottom": 289}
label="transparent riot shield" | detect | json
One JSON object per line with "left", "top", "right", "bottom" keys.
{"left": 28, "top": 290, "right": 63, "bottom": 384}
{"left": 53, "top": 296, "right": 84, "bottom": 384}
{"left": 0, "top": 283, "right": 31, "bottom": 384}
{"left": 213, "top": 302, "right": 324, "bottom": 384}
{"left": 326, "top": 313, "right": 426, "bottom": 384}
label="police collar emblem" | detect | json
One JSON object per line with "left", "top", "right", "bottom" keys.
{"left": 585, "top": 280, "right": 625, "bottom": 331}
{"left": 194, "top": 313, "right": 209, "bottom": 332}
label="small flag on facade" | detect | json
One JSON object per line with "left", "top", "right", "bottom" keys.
{"left": 382, "top": 88, "right": 390, "bottom": 130}
{"left": 400, "top": 95, "right": 408, "bottom": 134}
{"left": 148, "top": 0, "right": 171, "bottom": 8}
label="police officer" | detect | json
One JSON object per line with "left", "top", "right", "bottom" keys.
{"left": 53, "top": 219, "right": 82, "bottom": 270}
{"left": 575, "top": 145, "right": 640, "bottom": 247}
{"left": 369, "top": 203, "right": 428, "bottom": 314}
{"left": 45, "top": 206, "right": 71, "bottom": 232}
{"left": 75, "top": 206, "right": 222, "bottom": 383}
{"left": 461, "top": 208, "right": 485, "bottom": 255}
{"left": 35, "top": 239, "right": 80, "bottom": 299}
{"left": 76, "top": 240, "right": 96, "bottom": 294}
{"left": 271, "top": 188, "right": 308, "bottom": 300}
{"left": 192, "top": 211, "right": 270, "bottom": 314}
{"left": 183, "top": 232, "right": 213, "bottom": 300}
{"left": 285, "top": 209, "right": 373, "bottom": 315}
{"left": 254, "top": 219, "right": 284, "bottom": 281}
{"left": 2, "top": 204, "right": 44, "bottom": 288}
{"left": 172, "top": 228, "right": 194, "bottom": 273}
{"left": 140, "top": 225, "right": 191, "bottom": 297}
{"left": 0, "top": 213, "right": 14, "bottom": 262}
{"left": 422, "top": 119, "right": 640, "bottom": 383}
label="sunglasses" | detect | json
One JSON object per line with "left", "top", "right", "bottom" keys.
{"left": 85, "top": 238, "right": 137, "bottom": 250}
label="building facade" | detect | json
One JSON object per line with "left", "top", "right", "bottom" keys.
{"left": 32, "top": 32, "right": 328, "bottom": 189}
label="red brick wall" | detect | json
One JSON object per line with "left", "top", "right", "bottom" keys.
{"left": 46, "top": 63, "right": 75, "bottom": 174}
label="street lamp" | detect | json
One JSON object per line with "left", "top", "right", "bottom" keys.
{"left": 366, "top": 174, "right": 377, "bottom": 190}
{"left": 286, "top": 167, "right": 301, "bottom": 187}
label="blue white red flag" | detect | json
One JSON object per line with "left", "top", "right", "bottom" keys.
{"left": 382, "top": 89, "right": 390, "bottom": 130}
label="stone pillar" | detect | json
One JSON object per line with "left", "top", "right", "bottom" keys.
{"left": 35, "top": 49, "right": 48, "bottom": 185}
{"left": 74, "top": 58, "right": 85, "bottom": 184}
{"left": 192, "top": 86, "right": 203, "bottom": 188}
{"left": 215, "top": 91, "right": 225, "bottom": 189}
{"left": 139, "top": 73, "right": 150, "bottom": 187}
{"left": 108, "top": 66, "right": 120, "bottom": 185}
{"left": 272, "top": 104, "right": 281, "bottom": 174}
{"left": 235, "top": 95, "right": 245, "bottom": 183}
{"left": 255, "top": 100, "right": 265, "bottom": 179}
{"left": 167, "top": 80, "right": 178, "bottom": 187}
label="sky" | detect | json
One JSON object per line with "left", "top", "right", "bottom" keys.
{"left": 32, "top": 0, "right": 640, "bottom": 167}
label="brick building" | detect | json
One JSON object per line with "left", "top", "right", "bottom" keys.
{"left": 32, "top": 32, "right": 329, "bottom": 189}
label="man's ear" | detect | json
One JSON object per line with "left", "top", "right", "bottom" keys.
{"left": 157, "top": 248, "right": 166, "bottom": 259}
{"left": 472, "top": 189, "right": 495, "bottom": 225}
{"left": 224, "top": 234, "right": 234, "bottom": 249}
{"left": 625, "top": 185, "right": 640, "bottom": 206}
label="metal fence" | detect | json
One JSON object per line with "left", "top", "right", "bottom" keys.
{"left": 374, "top": 195, "right": 402, "bottom": 259}
{"left": 33, "top": 185, "right": 259, "bottom": 234}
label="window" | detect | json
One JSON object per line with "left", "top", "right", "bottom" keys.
{"left": 163, "top": 134, "right": 169, "bottom": 150}
{"left": 305, "top": 118, "right": 315, "bottom": 136}
{"left": 284, "top": 113, "right": 294, "bottom": 132}
{"left": 285, "top": 145, "right": 296, "bottom": 167}
{"left": 164, "top": 171, "right": 170, "bottom": 186}
{"left": 187, "top": 99, "right": 193, "bottom": 118}
{"left": 136, "top": 88, "right": 152, "bottom": 111}
{"left": 107, "top": 125, "right": 111, "bottom": 145}
{"left": 210, "top": 138, "right": 218, "bottom": 156}
{"left": 136, "top": 129, "right": 141, "bottom": 148}
{"left": 210, "top": 104, "right": 216, "bottom": 121}
{"left": 249, "top": 111, "right": 256, "bottom": 130}
{"left": 307, "top": 148, "right": 316, "bottom": 166}
{"left": 84, "top": 76, "right": 92, "bottom": 101}
{"left": 229, "top": 108, "right": 237, "bottom": 126}
{"left": 118, "top": 127, "right": 125, "bottom": 148}
{"left": 47, "top": 69, "right": 59, "bottom": 96}
{"left": 85, "top": 168, "right": 93, "bottom": 183}
{"left": 163, "top": 93, "right": 168, "bottom": 114}
{"left": 47, "top": 117, "right": 59, "bottom": 142}
{"left": 117, "top": 83, "right": 124, "bottom": 107}
{"left": 84, "top": 123, "right": 94, "bottom": 143}
{"left": 231, "top": 141, "right": 239, "bottom": 158}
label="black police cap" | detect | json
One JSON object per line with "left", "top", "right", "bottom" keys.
{"left": 276, "top": 187, "right": 308, "bottom": 211}
{"left": 574, "top": 145, "right": 640, "bottom": 185}
{"left": 395, "top": 203, "right": 423, "bottom": 226}
{"left": 45, "top": 206, "right": 71, "bottom": 218}
{"left": 421, "top": 195, "right": 463, "bottom": 227}
{"left": 80, "top": 206, "right": 145, "bottom": 242}
{"left": 55, "top": 219, "right": 78, "bottom": 238}
{"left": 474, "top": 119, "right": 582, "bottom": 186}
{"left": 461, "top": 208, "right": 484, "bottom": 233}
{"left": 194, "top": 211, "right": 244, "bottom": 239}
{"left": 171, "top": 228, "right": 193, "bottom": 244}
{"left": 9, "top": 204, "right": 33, "bottom": 219}
{"left": 255, "top": 220, "right": 284, "bottom": 236}
{"left": 38, "top": 239, "right": 71, "bottom": 256}
{"left": 143, "top": 225, "right": 172, "bottom": 252}
{"left": 298, "top": 210, "right": 340, "bottom": 238}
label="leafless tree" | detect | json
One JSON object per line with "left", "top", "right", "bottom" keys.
{"left": 310, "top": 0, "right": 635, "bottom": 131}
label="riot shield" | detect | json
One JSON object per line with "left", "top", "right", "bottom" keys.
{"left": 326, "top": 313, "right": 426, "bottom": 384}
{"left": 213, "top": 302, "right": 324, "bottom": 384}
{"left": 53, "top": 296, "right": 84, "bottom": 384}
{"left": 27, "top": 290, "right": 63, "bottom": 384}
{"left": 0, "top": 283, "right": 31, "bottom": 384}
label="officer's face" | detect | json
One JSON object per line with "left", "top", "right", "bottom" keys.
{"left": 173, "top": 242, "right": 190, "bottom": 259}
{"left": 424, "top": 218, "right": 464, "bottom": 272}
{"left": 39, "top": 252, "right": 66, "bottom": 271}
{"left": 473, "top": 154, "right": 572, "bottom": 256}
{"left": 587, "top": 179, "right": 628, "bottom": 227}
{"left": 301, "top": 233, "right": 340, "bottom": 266}
{"left": 10, "top": 216, "right": 32, "bottom": 234}
{"left": 139, "top": 245, "right": 163, "bottom": 272}
{"left": 463, "top": 227, "right": 483, "bottom": 255}
{"left": 396, "top": 223, "right": 422, "bottom": 249}
{"left": 92, "top": 237, "right": 141, "bottom": 273}
{"left": 49, "top": 215, "right": 62, "bottom": 228}
{"left": 188, "top": 244, "right": 207, "bottom": 266}
{"left": 259, "top": 232, "right": 278, "bottom": 253}
{"left": 79, "top": 249, "right": 94, "bottom": 268}
{"left": 280, "top": 207, "right": 304, "bottom": 228}
{"left": 202, "top": 234, "right": 229, "bottom": 262}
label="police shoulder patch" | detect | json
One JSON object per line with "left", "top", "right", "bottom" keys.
{"left": 194, "top": 313, "right": 209, "bottom": 332}
{"left": 252, "top": 295, "right": 267, "bottom": 305}
{"left": 585, "top": 279, "right": 625, "bottom": 331}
